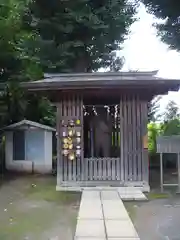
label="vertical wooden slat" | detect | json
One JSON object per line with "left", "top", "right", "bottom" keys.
{"left": 127, "top": 95, "right": 133, "bottom": 181}
{"left": 141, "top": 100, "right": 148, "bottom": 183}
{"left": 84, "top": 158, "right": 87, "bottom": 181}
{"left": 77, "top": 95, "right": 81, "bottom": 181}
{"left": 136, "top": 96, "right": 142, "bottom": 181}
{"left": 89, "top": 159, "right": 93, "bottom": 180}
{"left": 132, "top": 95, "right": 137, "bottom": 181}
{"left": 87, "top": 159, "right": 90, "bottom": 180}
{"left": 64, "top": 99, "right": 68, "bottom": 182}
{"left": 98, "top": 158, "right": 102, "bottom": 180}
{"left": 120, "top": 96, "right": 124, "bottom": 182}
{"left": 72, "top": 96, "right": 77, "bottom": 181}
{"left": 123, "top": 95, "right": 128, "bottom": 182}
{"left": 63, "top": 96, "right": 67, "bottom": 117}
{"left": 112, "top": 158, "right": 116, "bottom": 180}
{"left": 102, "top": 158, "right": 105, "bottom": 180}
{"left": 80, "top": 96, "right": 84, "bottom": 181}
{"left": 107, "top": 158, "right": 111, "bottom": 180}
{"left": 68, "top": 95, "right": 72, "bottom": 181}
{"left": 116, "top": 123, "right": 120, "bottom": 180}
{"left": 140, "top": 100, "right": 144, "bottom": 181}
{"left": 93, "top": 158, "right": 97, "bottom": 180}
{"left": 57, "top": 103, "right": 62, "bottom": 185}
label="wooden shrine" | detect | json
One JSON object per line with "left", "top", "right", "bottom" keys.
{"left": 23, "top": 71, "right": 180, "bottom": 191}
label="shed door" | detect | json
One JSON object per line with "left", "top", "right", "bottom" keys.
{"left": 13, "top": 130, "right": 25, "bottom": 160}
{"left": 25, "top": 130, "right": 44, "bottom": 161}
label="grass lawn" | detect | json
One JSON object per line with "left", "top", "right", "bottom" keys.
{"left": 0, "top": 175, "right": 81, "bottom": 240}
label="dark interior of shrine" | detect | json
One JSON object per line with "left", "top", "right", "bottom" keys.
{"left": 83, "top": 97, "right": 120, "bottom": 158}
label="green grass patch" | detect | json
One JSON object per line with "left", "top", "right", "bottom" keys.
{"left": 0, "top": 206, "right": 58, "bottom": 240}
{"left": 146, "top": 192, "right": 170, "bottom": 200}
{"left": 24, "top": 176, "right": 81, "bottom": 204}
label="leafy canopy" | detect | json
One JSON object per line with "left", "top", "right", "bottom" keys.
{"left": 24, "top": 0, "right": 137, "bottom": 72}
{"left": 0, "top": 0, "right": 55, "bottom": 126}
{"left": 141, "top": 0, "right": 180, "bottom": 50}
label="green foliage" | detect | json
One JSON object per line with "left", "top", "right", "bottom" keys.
{"left": 0, "top": 0, "right": 55, "bottom": 127}
{"left": 141, "top": 0, "right": 180, "bottom": 50}
{"left": 148, "top": 123, "right": 160, "bottom": 153}
{"left": 161, "top": 119, "right": 180, "bottom": 136}
{"left": 24, "top": 0, "right": 137, "bottom": 72}
{"left": 160, "top": 100, "right": 180, "bottom": 136}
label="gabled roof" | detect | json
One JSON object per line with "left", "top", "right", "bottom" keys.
{"left": 3, "top": 120, "right": 56, "bottom": 132}
{"left": 21, "top": 71, "right": 180, "bottom": 92}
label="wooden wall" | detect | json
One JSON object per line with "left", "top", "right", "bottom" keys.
{"left": 120, "top": 94, "right": 148, "bottom": 183}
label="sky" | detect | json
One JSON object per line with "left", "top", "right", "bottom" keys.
{"left": 120, "top": 3, "right": 180, "bottom": 112}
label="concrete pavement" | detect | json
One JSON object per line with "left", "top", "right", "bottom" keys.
{"left": 74, "top": 188, "right": 146, "bottom": 240}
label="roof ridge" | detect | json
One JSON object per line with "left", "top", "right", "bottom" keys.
{"left": 44, "top": 70, "right": 158, "bottom": 78}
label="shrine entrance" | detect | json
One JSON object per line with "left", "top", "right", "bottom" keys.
{"left": 83, "top": 104, "right": 121, "bottom": 181}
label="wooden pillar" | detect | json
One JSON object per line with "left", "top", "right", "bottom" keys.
{"left": 56, "top": 102, "right": 63, "bottom": 185}
{"left": 141, "top": 100, "right": 149, "bottom": 184}
{"left": 120, "top": 93, "right": 149, "bottom": 185}
{"left": 57, "top": 94, "right": 83, "bottom": 186}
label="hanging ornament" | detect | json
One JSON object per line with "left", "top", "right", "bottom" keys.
{"left": 63, "top": 150, "right": 68, "bottom": 156}
{"left": 62, "top": 131, "right": 67, "bottom": 137}
{"left": 63, "top": 138, "right": 68, "bottom": 144}
{"left": 68, "top": 144, "right": 73, "bottom": 150}
{"left": 68, "top": 130, "right": 73, "bottom": 137}
{"left": 76, "top": 119, "right": 81, "bottom": 125}
{"left": 76, "top": 131, "right": 81, "bottom": 137}
{"left": 68, "top": 138, "right": 72, "bottom": 144}
{"left": 63, "top": 143, "right": 68, "bottom": 149}
{"left": 68, "top": 153, "right": 75, "bottom": 161}
{"left": 69, "top": 120, "right": 74, "bottom": 126}
{"left": 76, "top": 150, "right": 81, "bottom": 156}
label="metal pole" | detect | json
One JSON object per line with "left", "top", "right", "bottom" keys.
{"left": 160, "top": 153, "right": 163, "bottom": 193}
{"left": 177, "top": 153, "right": 180, "bottom": 193}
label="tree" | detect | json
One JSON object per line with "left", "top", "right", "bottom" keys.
{"left": 164, "top": 100, "right": 179, "bottom": 121}
{"left": 23, "top": 0, "right": 137, "bottom": 73}
{"left": 161, "top": 100, "right": 180, "bottom": 136}
{"left": 148, "top": 122, "right": 160, "bottom": 153}
{"left": 0, "top": 0, "right": 55, "bottom": 127}
{"left": 141, "top": 0, "right": 180, "bottom": 50}
{"left": 148, "top": 96, "right": 162, "bottom": 122}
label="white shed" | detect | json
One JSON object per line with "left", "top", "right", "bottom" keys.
{"left": 4, "top": 120, "right": 56, "bottom": 173}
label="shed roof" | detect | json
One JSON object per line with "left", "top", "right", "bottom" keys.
{"left": 21, "top": 71, "right": 180, "bottom": 92}
{"left": 3, "top": 120, "right": 56, "bottom": 132}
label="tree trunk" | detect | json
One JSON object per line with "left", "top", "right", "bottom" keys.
{"left": 73, "top": 54, "right": 91, "bottom": 73}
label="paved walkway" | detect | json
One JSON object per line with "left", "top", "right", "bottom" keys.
{"left": 74, "top": 189, "right": 146, "bottom": 240}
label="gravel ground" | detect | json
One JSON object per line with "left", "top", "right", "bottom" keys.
{"left": 0, "top": 175, "right": 81, "bottom": 240}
